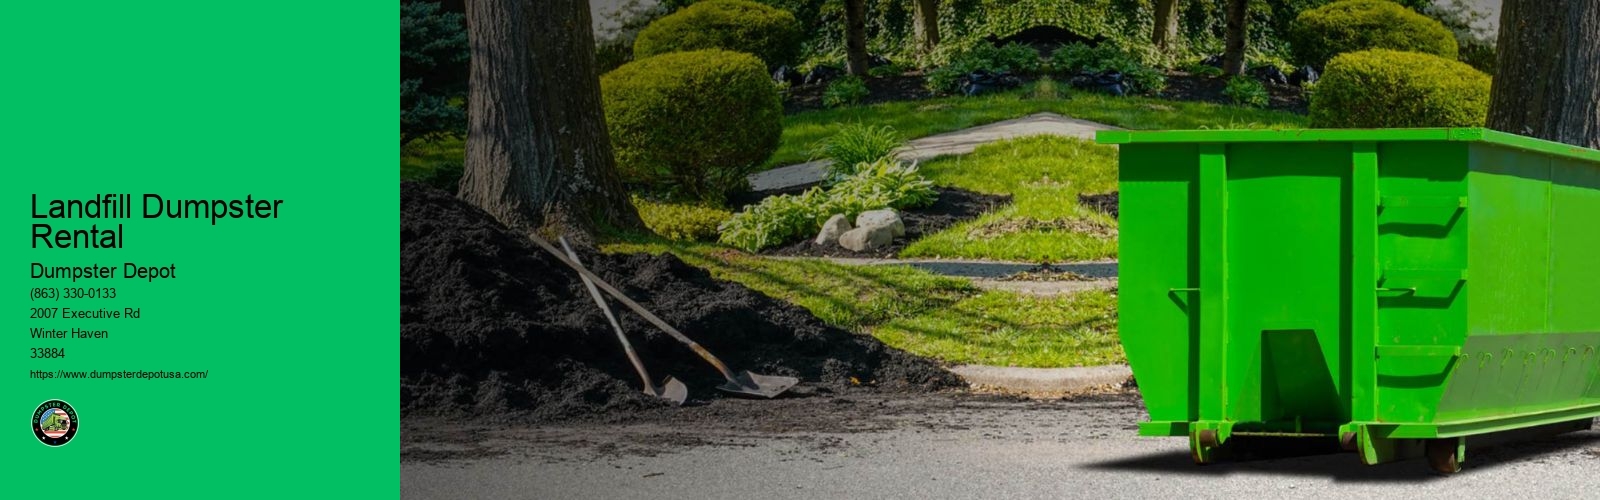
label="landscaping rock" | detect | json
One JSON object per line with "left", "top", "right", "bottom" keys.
{"left": 1290, "top": 65, "right": 1320, "bottom": 86}
{"left": 839, "top": 225, "right": 894, "bottom": 251}
{"left": 856, "top": 209, "right": 905, "bottom": 237}
{"left": 961, "top": 69, "right": 1023, "bottom": 96}
{"left": 1069, "top": 70, "right": 1127, "bottom": 97}
{"left": 815, "top": 214, "right": 853, "bottom": 246}
{"left": 803, "top": 65, "right": 843, "bottom": 86}
{"left": 1250, "top": 65, "right": 1289, "bottom": 86}
{"left": 772, "top": 65, "right": 804, "bottom": 86}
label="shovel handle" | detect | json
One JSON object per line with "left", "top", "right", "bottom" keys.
{"left": 559, "top": 237, "right": 660, "bottom": 394}
{"left": 528, "top": 233, "right": 739, "bottom": 381}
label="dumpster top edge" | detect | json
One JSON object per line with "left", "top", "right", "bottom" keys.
{"left": 1093, "top": 128, "right": 1600, "bottom": 163}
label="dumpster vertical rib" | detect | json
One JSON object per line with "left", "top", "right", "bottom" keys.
{"left": 1198, "top": 144, "right": 1228, "bottom": 420}
{"left": 1351, "top": 142, "right": 1379, "bottom": 422}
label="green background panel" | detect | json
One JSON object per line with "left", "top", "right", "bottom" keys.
{"left": 1, "top": 1, "right": 395, "bottom": 497}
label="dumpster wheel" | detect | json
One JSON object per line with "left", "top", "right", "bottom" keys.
{"left": 1425, "top": 439, "right": 1462, "bottom": 475}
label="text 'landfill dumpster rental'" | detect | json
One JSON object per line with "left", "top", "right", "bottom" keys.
{"left": 30, "top": 193, "right": 286, "bottom": 249}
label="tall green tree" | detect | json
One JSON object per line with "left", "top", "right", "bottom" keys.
{"left": 459, "top": 0, "right": 643, "bottom": 240}
{"left": 1222, "top": 0, "right": 1248, "bottom": 75}
{"left": 844, "top": 0, "right": 869, "bottom": 75}
{"left": 400, "top": 1, "right": 469, "bottom": 146}
{"left": 1152, "top": 0, "right": 1181, "bottom": 51}
{"left": 912, "top": 0, "right": 940, "bottom": 55}
{"left": 1487, "top": 0, "right": 1599, "bottom": 148}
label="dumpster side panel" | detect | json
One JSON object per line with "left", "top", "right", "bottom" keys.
{"left": 1466, "top": 146, "right": 1551, "bottom": 335}
{"left": 1548, "top": 157, "right": 1600, "bottom": 407}
{"left": 1118, "top": 143, "right": 1201, "bottom": 429}
{"left": 1222, "top": 142, "right": 1351, "bottom": 428}
{"left": 1373, "top": 142, "right": 1469, "bottom": 423}
{"left": 1548, "top": 157, "right": 1600, "bottom": 333}
{"left": 1436, "top": 148, "right": 1600, "bottom": 426}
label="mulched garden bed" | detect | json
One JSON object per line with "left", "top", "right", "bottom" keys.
{"left": 1078, "top": 191, "right": 1118, "bottom": 219}
{"left": 400, "top": 183, "right": 960, "bottom": 423}
{"left": 1160, "top": 71, "right": 1309, "bottom": 114}
{"left": 760, "top": 187, "right": 1012, "bottom": 259}
{"left": 784, "top": 73, "right": 936, "bottom": 113}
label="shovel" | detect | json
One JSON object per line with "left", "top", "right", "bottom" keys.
{"left": 528, "top": 233, "right": 800, "bottom": 399}
{"left": 559, "top": 237, "right": 687, "bottom": 406}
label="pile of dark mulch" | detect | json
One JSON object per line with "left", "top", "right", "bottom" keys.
{"left": 1078, "top": 192, "right": 1118, "bottom": 219}
{"left": 1160, "top": 72, "right": 1308, "bottom": 114}
{"left": 762, "top": 187, "right": 1012, "bottom": 259}
{"left": 400, "top": 183, "right": 960, "bottom": 422}
{"left": 784, "top": 73, "right": 935, "bottom": 113}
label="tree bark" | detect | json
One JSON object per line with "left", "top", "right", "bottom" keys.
{"left": 844, "top": 0, "right": 869, "bottom": 76}
{"left": 460, "top": 0, "right": 643, "bottom": 242}
{"left": 1222, "top": 0, "right": 1248, "bottom": 75}
{"left": 912, "top": 0, "right": 940, "bottom": 55}
{"left": 1152, "top": 0, "right": 1180, "bottom": 51}
{"left": 1487, "top": 0, "right": 1600, "bottom": 148}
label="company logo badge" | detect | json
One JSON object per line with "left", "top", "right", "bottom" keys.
{"left": 33, "top": 399, "right": 77, "bottom": 447}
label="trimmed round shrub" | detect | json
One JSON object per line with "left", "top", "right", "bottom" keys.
{"left": 1289, "top": 0, "right": 1457, "bottom": 69}
{"left": 601, "top": 50, "right": 782, "bottom": 202}
{"left": 1309, "top": 49, "right": 1490, "bottom": 128}
{"left": 633, "top": 197, "right": 732, "bottom": 241}
{"left": 633, "top": 0, "right": 802, "bottom": 68}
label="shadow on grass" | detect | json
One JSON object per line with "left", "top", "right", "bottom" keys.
{"left": 901, "top": 260, "right": 1118, "bottom": 279}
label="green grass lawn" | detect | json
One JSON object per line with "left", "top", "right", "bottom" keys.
{"left": 401, "top": 138, "right": 463, "bottom": 181}
{"left": 399, "top": 82, "right": 1305, "bottom": 368}
{"left": 902, "top": 135, "right": 1120, "bottom": 262}
{"left": 402, "top": 80, "right": 1309, "bottom": 181}
{"left": 768, "top": 79, "right": 1308, "bottom": 167}
{"left": 604, "top": 235, "right": 1124, "bottom": 367}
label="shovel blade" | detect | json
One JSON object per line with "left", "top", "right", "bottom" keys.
{"left": 716, "top": 371, "right": 800, "bottom": 399}
{"left": 646, "top": 376, "right": 689, "bottom": 406}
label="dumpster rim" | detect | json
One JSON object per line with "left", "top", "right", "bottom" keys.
{"left": 1093, "top": 128, "right": 1600, "bottom": 163}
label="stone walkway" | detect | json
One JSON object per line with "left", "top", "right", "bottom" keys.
{"left": 754, "top": 113, "right": 1122, "bottom": 295}
{"left": 747, "top": 112, "right": 1120, "bottom": 191}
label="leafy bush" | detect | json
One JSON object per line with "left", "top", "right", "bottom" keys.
{"left": 1289, "top": 0, "right": 1457, "bottom": 69}
{"left": 719, "top": 160, "right": 936, "bottom": 251}
{"left": 1051, "top": 42, "right": 1167, "bottom": 95}
{"left": 1223, "top": 76, "right": 1270, "bottom": 108}
{"left": 829, "top": 160, "right": 939, "bottom": 212}
{"left": 400, "top": 1, "right": 468, "bottom": 145}
{"left": 634, "top": 197, "right": 733, "bottom": 241}
{"left": 1424, "top": 0, "right": 1497, "bottom": 74}
{"left": 823, "top": 76, "right": 870, "bottom": 108}
{"left": 925, "top": 42, "right": 1042, "bottom": 95}
{"left": 814, "top": 124, "right": 903, "bottom": 180}
{"left": 868, "top": 61, "right": 913, "bottom": 77}
{"left": 1309, "top": 49, "right": 1489, "bottom": 128}
{"left": 1180, "top": 60, "right": 1225, "bottom": 77}
{"left": 601, "top": 50, "right": 783, "bottom": 202}
{"left": 633, "top": 0, "right": 803, "bottom": 67}
{"left": 718, "top": 187, "right": 827, "bottom": 252}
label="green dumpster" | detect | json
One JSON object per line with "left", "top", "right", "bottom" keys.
{"left": 1097, "top": 128, "right": 1600, "bottom": 473}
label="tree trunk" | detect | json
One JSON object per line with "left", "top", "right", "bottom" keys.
{"left": 460, "top": 0, "right": 643, "bottom": 242}
{"left": 912, "top": 0, "right": 940, "bottom": 55}
{"left": 1222, "top": 0, "right": 1248, "bottom": 75}
{"left": 1152, "top": 0, "right": 1180, "bottom": 51}
{"left": 844, "top": 0, "right": 869, "bottom": 76}
{"left": 1487, "top": 0, "right": 1600, "bottom": 148}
